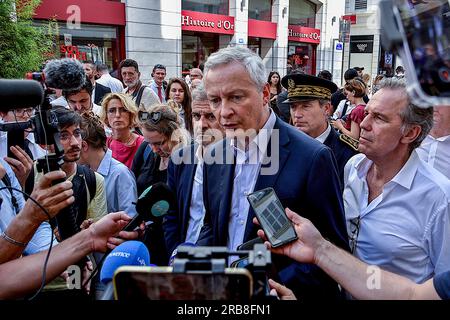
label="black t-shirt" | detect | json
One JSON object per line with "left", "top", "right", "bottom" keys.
{"left": 434, "top": 271, "right": 450, "bottom": 300}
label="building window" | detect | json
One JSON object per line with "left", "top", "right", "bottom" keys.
{"left": 248, "top": 0, "right": 272, "bottom": 21}
{"left": 288, "top": 0, "right": 316, "bottom": 28}
{"left": 182, "top": 31, "right": 219, "bottom": 76}
{"left": 182, "top": 0, "right": 229, "bottom": 15}
{"left": 355, "top": 0, "right": 367, "bottom": 11}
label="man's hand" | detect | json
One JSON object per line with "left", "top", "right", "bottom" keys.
{"left": 23, "top": 171, "right": 74, "bottom": 224}
{"left": 268, "top": 279, "right": 297, "bottom": 300}
{"left": 3, "top": 146, "right": 33, "bottom": 189}
{"left": 88, "top": 212, "right": 140, "bottom": 252}
{"left": 254, "top": 208, "right": 325, "bottom": 264}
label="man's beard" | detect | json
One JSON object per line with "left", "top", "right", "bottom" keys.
{"left": 63, "top": 148, "right": 81, "bottom": 162}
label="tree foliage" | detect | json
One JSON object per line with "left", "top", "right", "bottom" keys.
{"left": 0, "top": 0, "right": 56, "bottom": 78}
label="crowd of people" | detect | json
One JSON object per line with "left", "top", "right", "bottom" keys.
{"left": 0, "top": 47, "right": 449, "bottom": 301}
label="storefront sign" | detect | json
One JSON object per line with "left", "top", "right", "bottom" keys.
{"left": 248, "top": 19, "right": 277, "bottom": 40}
{"left": 64, "top": 34, "right": 72, "bottom": 46}
{"left": 60, "top": 45, "right": 87, "bottom": 61}
{"left": 342, "top": 15, "right": 357, "bottom": 25}
{"left": 350, "top": 35, "right": 374, "bottom": 53}
{"left": 181, "top": 10, "right": 234, "bottom": 35}
{"left": 288, "top": 26, "right": 321, "bottom": 44}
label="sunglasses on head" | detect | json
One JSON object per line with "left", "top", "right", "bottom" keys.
{"left": 139, "top": 111, "right": 162, "bottom": 124}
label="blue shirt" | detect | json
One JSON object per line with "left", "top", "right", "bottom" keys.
{"left": 97, "top": 149, "right": 138, "bottom": 216}
{"left": 0, "top": 159, "right": 53, "bottom": 255}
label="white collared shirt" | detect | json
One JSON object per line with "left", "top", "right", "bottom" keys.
{"left": 185, "top": 146, "right": 205, "bottom": 244}
{"left": 417, "top": 134, "right": 450, "bottom": 180}
{"left": 343, "top": 151, "right": 450, "bottom": 283}
{"left": 228, "top": 111, "right": 276, "bottom": 257}
{"left": 315, "top": 124, "right": 332, "bottom": 144}
{"left": 97, "top": 73, "right": 124, "bottom": 93}
{"left": 0, "top": 130, "right": 47, "bottom": 160}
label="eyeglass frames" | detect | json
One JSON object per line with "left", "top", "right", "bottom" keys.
{"left": 349, "top": 215, "right": 361, "bottom": 254}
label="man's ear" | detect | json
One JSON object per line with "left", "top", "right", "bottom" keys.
{"left": 81, "top": 140, "right": 89, "bottom": 152}
{"left": 401, "top": 124, "right": 422, "bottom": 146}
{"left": 262, "top": 84, "right": 270, "bottom": 105}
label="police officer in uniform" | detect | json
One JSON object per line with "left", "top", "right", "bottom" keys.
{"left": 282, "top": 73, "right": 358, "bottom": 185}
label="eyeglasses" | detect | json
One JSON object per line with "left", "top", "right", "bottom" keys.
{"left": 107, "top": 107, "right": 129, "bottom": 115}
{"left": 12, "top": 108, "right": 35, "bottom": 117}
{"left": 349, "top": 215, "right": 361, "bottom": 254}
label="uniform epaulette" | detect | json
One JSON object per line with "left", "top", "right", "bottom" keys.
{"left": 339, "top": 134, "right": 359, "bottom": 151}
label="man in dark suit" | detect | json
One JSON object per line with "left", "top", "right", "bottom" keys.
{"left": 285, "top": 73, "right": 358, "bottom": 185}
{"left": 83, "top": 60, "right": 111, "bottom": 105}
{"left": 163, "top": 83, "right": 224, "bottom": 255}
{"left": 197, "top": 46, "right": 350, "bottom": 301}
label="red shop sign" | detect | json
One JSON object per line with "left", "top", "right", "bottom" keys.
{"left": 181, "top": 10, "right": 235, "bottom": 35}
{"left": 288, "top": 25, "right": 321, "bottom": 44}
{"left": 60, "top": 45, "right": 87, "bottom": 61}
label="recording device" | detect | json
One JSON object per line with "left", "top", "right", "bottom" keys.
{"left": 113, "top": 245, "right": 274, "bottom": 301}
{"left": 99, "top": 241, "right": 151, "bottom": 300}
{"left": 125, "top": 182, "right": 175, "bottom": 232}
{"left": 0, "top": 58, "right": 86, "bottom": 240}
{"left": 380, "top": 0, "right": 450, "bottom": 107}
{"left": 247, "top": 187, "right": 297, "bottom": 248}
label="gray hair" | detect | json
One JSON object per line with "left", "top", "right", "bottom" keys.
{"left": 379, "top": 77, "right": 433, "bottom": 150}
{"left": 191, "top": 82, "right": 208, "bottom": 104}
{"left": 203, "top": 46, "right": 267, "bottom": 92}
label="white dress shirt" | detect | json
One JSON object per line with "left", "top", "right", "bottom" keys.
{"left": 97, "top": 73, "right": 124, "bottom": 93}
{"left": 417, "top": 134, "right": 450, "bottom": 180}
{"left": 343, "top": 151, "right": 450, "bottom": 283}
{"left": 185, "top": 146, "right": 205, "bottom": 244}
{"left": 228, "top": 111, "right": 276, "bottom": 258}
{"left": 315, "top": 124, "right": 332, "bottom": 144}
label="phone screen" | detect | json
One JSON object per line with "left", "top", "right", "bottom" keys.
{"left": 113, "top": 266, "right": 253, "bottom": 300}
{"left": 247, "top": 187, "right": 297, "bottom": 247}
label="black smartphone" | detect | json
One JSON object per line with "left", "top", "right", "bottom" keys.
{"left": 247, "top": 187, "right": 297, "bottom": 248}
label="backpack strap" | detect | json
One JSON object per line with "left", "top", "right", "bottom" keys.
{"left": 1, "top": 174, "right": 19, "bottom": 214}
{"left": 77, "top": 165, "right": 97, "bottom": 203}
{"left": 135, "top": 85, "right": 147, "bottom": 108}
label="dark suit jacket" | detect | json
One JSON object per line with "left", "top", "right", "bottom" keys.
{"left": 276, "top": 91, "right": 291, "bottom": 123}
{"left": 197, "top": 117, "right": 350, "bottom": 300}
{"left": 93, "top": 82, "right": 111, "bottom": 105}
{"left": 324, "top": 128, "right": 358, "bottom": 186}
{"left": 163, "top": 144, "right": 198, "bottom": 255}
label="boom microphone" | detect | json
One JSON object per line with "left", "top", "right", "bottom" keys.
{"left": 99, "top": 241, "right": 151, "bottom": 300}
{"left": 125, "top": 182, "right": 175, "bottom": 232}
{"left": 43, "top": 58, "right": 85, "bottom": 91}
{"left": 0, "top": 79, "right": 44, "bottom": 111}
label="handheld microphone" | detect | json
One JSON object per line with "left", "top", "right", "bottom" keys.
{"left": 124, "top": 182, "right": 174, "bottom": 232}
{"left": 43, "top": 58, "right": 86, "bottom": 91}
{"left": 168, "top": 242, "right": 196, "bottom": 266}
{"left": 99, "top": 241, "right": 151, "bottom": 300}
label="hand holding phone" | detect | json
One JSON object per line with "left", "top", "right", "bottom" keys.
{"left": 247, "top": 187, "right": 297, "bottom": 248}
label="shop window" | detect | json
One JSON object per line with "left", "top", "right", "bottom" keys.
{"left": 182, "top": 0, "right": 229, "bottom": 15}
{"left": 182, "top": 31, "right": 219, "bottom": 76}
{"left": 248, "top": 0, "right": 272, "bottom": 21}
{"left": 288, "top": 0, "right": 316, "bottom": 28}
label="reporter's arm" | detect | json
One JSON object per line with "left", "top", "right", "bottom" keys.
{"left": 0, "top": 212, "right": 133, "bottom": 300}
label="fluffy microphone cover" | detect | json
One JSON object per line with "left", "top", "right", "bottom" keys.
{"left": 43, "top": 58, "right": 86, "bottom": 91}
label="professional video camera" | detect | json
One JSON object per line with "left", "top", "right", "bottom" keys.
{"left": 112, "top": 244, "right": 275, "bottom": 301}
{"left": 0, "top": 58, "right": 86, "bottom": 240}
{"left": 380, "top": 0, "right": 450, "bottom": 107}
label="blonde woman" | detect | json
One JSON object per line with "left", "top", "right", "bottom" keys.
{"left": 100, "top": 93, "right": 144, "bottom": 169}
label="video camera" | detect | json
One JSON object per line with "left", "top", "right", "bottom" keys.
{"left": 112, "top": 244, "right": 275, "bottom": 301}
{"left": 380, "top": 0, "right": 450, "bottom": 107}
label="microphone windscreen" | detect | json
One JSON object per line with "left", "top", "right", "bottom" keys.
{"left": 168, "top": 242, "right": 196, "bottom": 266}
{"left": 100, "top": 240, "right": 150, "bottom": 284}
{"left": 0, "top": 79, "right": 44, "bottom": 111}
{"left": 43, "top": 58, "right": 85, "bottom": 91}
{"left": 135, "top": 182, "right": 175, "bottom": 220}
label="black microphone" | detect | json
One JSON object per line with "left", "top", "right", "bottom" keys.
{"left": 0, "top": 80, "right": 44, "bottom": 111}
{"left": 43, "top": 58, "right": 85, "bottom": 91}
{"left": 125, "top": 182, "right": 175, "bottom": 232}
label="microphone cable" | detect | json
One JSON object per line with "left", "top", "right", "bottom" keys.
{"left": 0, "top": 186, "right": 54, "bottom": 300}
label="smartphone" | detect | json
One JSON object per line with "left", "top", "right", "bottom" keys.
{"left": 113, "top": 266, "right": 253, "bottom": 300}
{"left": 247, "top": 187, "right": 297, "bottom": 248}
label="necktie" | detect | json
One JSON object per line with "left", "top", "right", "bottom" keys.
{"left": 157, "top": 86, "right": 163, "bottom": 102}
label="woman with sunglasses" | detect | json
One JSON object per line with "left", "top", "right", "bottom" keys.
{"left": 131, "top": 103, "right": 189, "bottom": 266}
{"left": 100, "top": 93, "right": 144, "bottom": 169}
